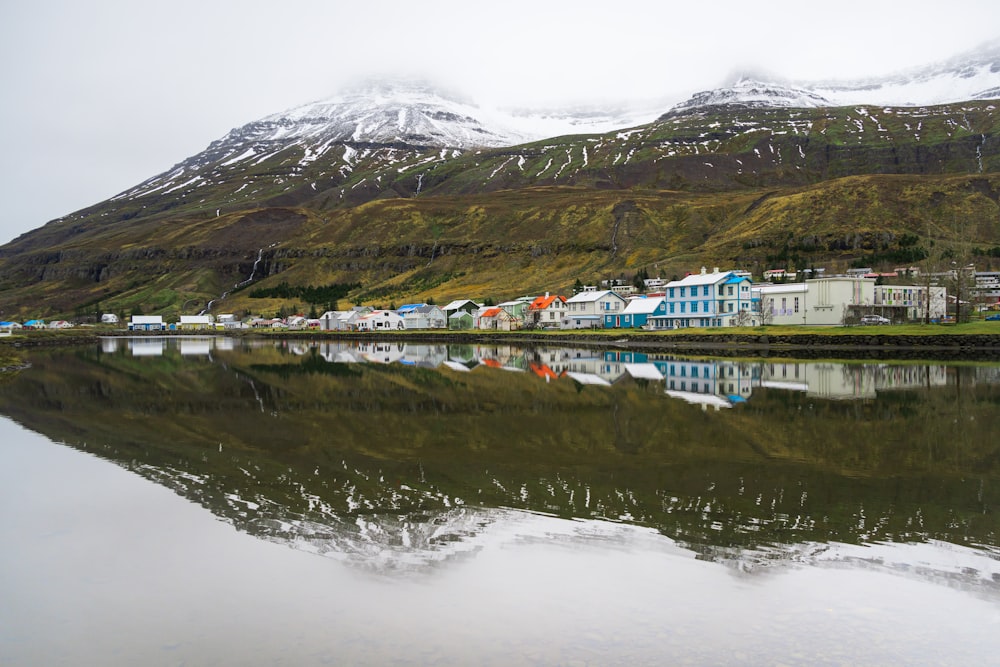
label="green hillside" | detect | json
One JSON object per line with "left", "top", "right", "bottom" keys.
{"left": 1, "top": 101, "right": 999, "bottom": 320}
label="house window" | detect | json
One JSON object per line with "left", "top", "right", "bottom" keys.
{"left": 794, "top": 297, "right": 800, "bottom": 313}
{"left": 680, "top": 302, "right": 686, "bottom": 313}
{"left": 692, "top": 302, "right": 698, "bottom": 313}
{"left": 704, "top": 301, "right": 710, "bottom": 313}
{"left": 703, "top": 286, "right": 709, "bottom": 296}
{"left": 728, "top": 286, "right": 734, "bottom": 296}
{"left": 668, "top": 288, "right": 675, "bottom": 298}
{"left": 727, "top": 303, "right": 734, "bottom": 312}
{"left": 680, "top": 287, "right": 686, "bottom": 297}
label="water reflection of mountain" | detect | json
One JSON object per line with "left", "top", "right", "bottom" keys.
{"left": 2, "top": 338, "right": 998, "bottom": 589}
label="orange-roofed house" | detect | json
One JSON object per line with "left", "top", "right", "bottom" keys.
{"left": 526, "top": 293, "right": 566, "bottom": 328}
{"left": 477, "top": 306, "right": 515, "bottom": 331}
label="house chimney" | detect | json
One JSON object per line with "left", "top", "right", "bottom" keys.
{"left": 713, "top": 267, "right": 719, "bottom": 274}
{"left": 545, "top": 292, "right": 549, "bottom": 298}
{"left": 700, "top": 266, "right": 707, "bottom": 275}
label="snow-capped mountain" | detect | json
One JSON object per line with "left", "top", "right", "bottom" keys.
{"left": 667, "top": 39, "right": 1000, "bottom": 114}
{"left": 208, "top": 79, "right": 655, "bottom": 154}
{"left": 813, "top": 39, "right": 1000, "bottom": 106}
{"left": 219, "top": 79, "right": 534, "bottom": 150}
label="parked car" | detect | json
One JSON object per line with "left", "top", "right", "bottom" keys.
{"left": 860, "top": 315, "right": 891, "bottom": 325}
{"left": 986, "top": 313, "right": 1000, "bottom": 321}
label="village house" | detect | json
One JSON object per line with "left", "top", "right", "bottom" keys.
{"left": 476, "top": 306, "right": 516, "bottom": 331}
{"left": 607, "top": 296, "right": 668, "bottom": 329}
{"left": 128, "top": 315, "right": 165, "bottom": 331}
{"left": 100, "top": 313, "right": 119, "bottom": 324}
{"left": 526, "top": 293, "right": 567, "bottom": 328}
{"left": 448, "top": 310, "right": 474, "bottom": 330}
{"left": 497, "top": 299, "right": 531, "bottom": 328}
{"left": 355, "top": 310, "right": 404, "bottom": 331}
{"left": 442, "top": 299, "right": 481, "bottom": 318}
{"left": 398, "top": 304, "right": 447, "bottom": 330}
{"left": 178, "top": 314, "right": 213, "bottom": 330}
{"left": 320, "top": 307, "right": 372, "bottom": 331}
{"left": 652, "top": 268, "right": 755, "bottom": 329}
{"left": 563, "top": 290, "right": 627, "bottom": 329}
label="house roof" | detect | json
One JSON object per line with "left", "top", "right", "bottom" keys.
{"left": 528, "top": 294, "right": 565, "bottom": 310}
{"left": 448, "top": 310, "right": 473, "bottom": 319}
{"left": 442, "top": 299, "right": 480, "bottom": 311}
{"left": 622, "top": 296, "right": 665, "bottom": 315}
{"left": 756, "top": 283, "right": 809, "bottom": 295}
{"left": 666, "top": 271, "right": 736, "bottom": 289}
{"left": 565, "top": 290, "right": 624, "bottom": 304}
{"left": 396, "top": 303, "right": 425, "bottom": 313}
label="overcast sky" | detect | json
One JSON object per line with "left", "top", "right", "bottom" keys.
{"left": 1, "top": 0, "right": 999, "bottom": 245}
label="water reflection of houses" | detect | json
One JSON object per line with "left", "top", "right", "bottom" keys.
{"left": 158, "top": 338, "right": 968, "bottom": 407}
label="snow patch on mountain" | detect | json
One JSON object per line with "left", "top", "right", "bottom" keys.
{"left": 667, "top": 39, "right": 1000, "bottom": 114}
{"left": 665, "top": 77, "right": 834, "bottom": 115}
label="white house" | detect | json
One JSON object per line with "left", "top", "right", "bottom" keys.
{"left": 100, "top": 313, "right": 119, "bottom": 324}
{"left": 476, "top": 307, "right": 515, "bottom": 331}
{"left": 178, "top": 315, "right": 213, "bottom": 330}
{"left": 562, "top": 290, "right": 627, "bottom": 329}
{"left": 320, "top": 307, "right": 371, "bottom": 331}
{"left": 400, "top": 304, "right": 447, "bottom": 330}
{"left": 526, "top": 294, "right": 567, "bottom": 328}
{"left": 355, "top": 310, "right": 405, "bottom": 331}
{"left": 128, "top": 315, "right": 165, "bottom": 331}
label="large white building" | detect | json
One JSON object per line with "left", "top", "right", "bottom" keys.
{"left": 756, "top": 277, "right": 876, "bottom": 326}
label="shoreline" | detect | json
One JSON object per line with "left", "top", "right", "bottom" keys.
{"left": 4, "top": 328, "right": 1000, "bottom": 361}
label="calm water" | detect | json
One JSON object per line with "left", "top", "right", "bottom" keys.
{"left": 1, "top": 337, "right": 998, "bottom": 666}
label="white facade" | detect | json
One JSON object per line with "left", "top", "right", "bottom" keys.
{"left": 563, "top": 290, "right": 626, "bottom": 329}
{"left": 179, "top": 315, "right": 213, "bottom": 329}
{"left": 128, "top": 315, "right": 165, "bottom": 331}
{"left": 100, "top": 313, "right": 119, "bottom": 324}
{"left": 757, "top": 277, "right": 875, "bottom": 326}
{"left": 401, "top": 305, "right": 447, "bottom": 330}
{"left": 875, "top": 284, "right": 947, "bottom": 321}
{"left": 355, "top": 310, "right": 405, "bottom": 331}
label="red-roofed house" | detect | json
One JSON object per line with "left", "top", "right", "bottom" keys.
{"left": 477, "top": 307, "right": 515, "bottom": 331}
{"left": 526, "top": 293, "right": 567, "bottom": 328}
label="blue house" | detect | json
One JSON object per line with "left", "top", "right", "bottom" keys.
{"left": 606, "top": 296, "right": 668, "bottom": 328}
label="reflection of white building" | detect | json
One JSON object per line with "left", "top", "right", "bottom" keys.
{"left": 179, "top": 338, "right": 212, "bottom": 355}
{"left": 761, "top": 362, "right": 875, "bottom": 399}
{"left": 128, "top": 338, "right": 165, "bottom": 356}
{"left": 356, "top": 341, "right": 406, "bottom": 364}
